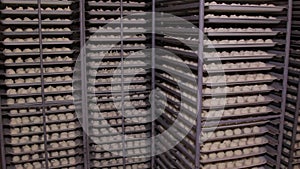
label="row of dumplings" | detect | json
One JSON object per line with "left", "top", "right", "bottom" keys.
{"left": 4, "top": 47, "right": 72, "bottom": 54}
{"left": 89, "top": 85, "right": 147, "bottom": 92}
{"left": 204, "top": 73, "right": 275, "bottom": 83}
{"left": 202, "top": 156, "right": 266, "bottom": 169}
{"left": 87, "top": 51, "right": 145, "bottom": 57}
{"left": 4, "top": 37, "right": 71, "bottom": 43}
{"left": 7, "top": 95, "right": 74, "bottom": 105}
{"left": 10, "top": 113, "right": 75, "bottom": 125}
{"left": 4, "top": 17, "right": 71, "bottom": 22}
{"left": 89, "top": 100, "right": 147, "bottom": 110}
{"left": 5, "top": 56, "right": 73, "bottom": 64}
{"left": 4, "top": 27, "right": 71, "bottom": 32}
{"left": 90, "top": 108, "right": 149, "bottom": 118}
{"left": 91, "top": 132, "right": 149, "bottom": 143}
{"left": 7, "top": 85, "right": 73, "bottom": 95}
{"left": 205, "top": 27, "right": 273, "bottom": 33}
{"left": 14, "top": 160, "right": 78, "bottom": 169}
{"left": 203, "top": 95, "right": 268, "bottom": 107}
{"left": 88, "top": 60, "right": 145, "bottom": 67}
{"left": 5, "top": 75, "right": 73, "bottom": 85}
{"left": 203, "top": 106, "right": 272, "bottom": 118}
{"left": 91, "top": 125, "right": 147, "bottom": 135}
{"left": 10, "top": 122, "right": 78, "bottom": 135}
{"left": 205, "top": 14, "right": 276, "bottom": 19}
{"left": 10, "top": 131, "right": 78, "bottom": 144}
{"left": 92, "top": 139, "right": 149, "bottom": 150}
{"left": 6, "top": 67, "right": 72, "bottom": 75}
{"left": 88, "top": 76, "right": 145, "bottom": 84}
{"left": 201, "top": 126, "right": 266, "bottom": 139}
{"left": 92, "top": 148, "right": 150, "bottom": 157}
{"left": 87, "top": 43, "right": 146, "bottom": 49}
{"left": 4, "top": 6, "right": 71, "bottom": 11}
{"left": 90, "top": 68, "right": 146, "bottom": 75}
{"left": 90, "top": 116, "right": 149, "bottom": 126}
{"left": 202, "top": 137, "right": 268, "bottom": 152}
{"left": 8, "top": 105, "right": 75, "bottom": 115}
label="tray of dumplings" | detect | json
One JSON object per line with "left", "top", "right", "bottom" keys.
{"left": 89, "top": 85, "right": 148, "bottom": 94}
{"left": 202, "top": 156, "right": 267, "bottom": 169}
{"left": 89, "top": 34, "right": 147, "bottom": 42}
{"left": 4, "top": 56, "right": 74, "bottom": 67}
{"left": 205, "top": 2, "right": 285, "bottom": 12}
{"left": 205, "top": 27, "right": 280, "bottom": 37}
{"left": 4, "top": 67, "right": 74, "bottom": 78}
{"left": 205, "top": 39, "right": 277, "bottom": 49}
{"left": 204, "top": 14, "right": 281, "bottom": 24}
{"left": 201, "top": 136, "right": 269, "bottom": 153}
{"left": 2, "top": 27, "right": 73, "bottom": 36}
{"left": 201, "top": 126, "right": 269, "bottom": 142}
{"left": 92, "top": 159, "right": 150, "bottom": 169}
{"left": 90, "top": 93, "right": 148, "bottom": 102}
{"left": 88, "top": 9, "right": 146, "bottom": 16}
{"left": 4, "top": 95, "right": 75, "bottom": 107}
{"left": 3, "top": 47, "right": 74, "bottom": 56}
{"left": 3, "top": 75, "right": 73, "bottom": 88}
{"left": 89, "top": 68, "right": 148, "bottom": 77}
{"left": 5, "top": 131, "right": 82, "bottom": 146}
{"left": 91, "top": 132, "right": 150, "bottom": 145}
{"left": 91, "top": 139, "right": 150, "bottom": 152}
{"left": 88, "top": 26, "right": 146, "bottom": 34}
{"left": 202, "top": 95, "right": 273, "bottom": 109}
{"left": 203, "top": 73, "right": 278, "bottom": 87}
{"left": 204, "top": 50, "right": 276, "bottom": 61}
{"left": 202, "top": 106, "right": 276, "bottom": 121}
{"left": 89, "top": 125, "right": 150, "bottom": 137}
{"left": 2, "top": 37, "right": 74, "bottom": 46}
{"left": 88, "top": 0, "right": 146, "bottom": 7}
{"left": 5, "top": 122, "right": 80, "bottom": 137}
{"left": 88, "top": 18, "right": 147, "bottom": 24}
{"left": 86, "top": 43, "right": 147, "bottom": 51}
{"left": 202, "top": 84, "right": 274, "bottom": 97}
{"left": 5, "top": 85, "right": 73, "bottom": 98}
{"left": 1, "top": 6, "right": 73, "bottom": 15}
{"left": 89, "top": 100, "right": 148, "bottom": 112}
{"left": 204, "top": 62, "right": 275, "bottom": 73}
{"left": 89, "top": 76, "right": 147, "bottom": 86}
{"left": 88, "top": 60, "right": 147, "bottom": 69}
{"left": 1, "top": 0, "right": 73, "bottom": 5}
{"left": 89, "top": 109, "right": 149, "bottom": 120}
{"left": 90, "top": 116, "right": 150, "bottom": 128}
{"left": 1, "top": 17, "right": 73, "bottom": 25}
{"left": 201, "top": 147, "right": 267, "bottom": 164}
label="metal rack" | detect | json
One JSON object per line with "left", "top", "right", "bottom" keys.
{"left": 0, "top": 0, "right": 295, "bottom": 169}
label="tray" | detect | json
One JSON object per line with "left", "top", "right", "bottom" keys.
{"left": 203, "top": 87, "right": 275, "bottom": 97}
{"left": 1, "top": 0, "right": 73, "bottom": 5}
{"left": 204, "top": 54, "right": 276, "bottom": 61}
{"left": 205, "top": 18, "right": 281, "bottom": 24}
{"left": 89, "top": 37, "right": 146, "bottom": 42}
{"left": 2, "top": 41, "right": 74, "bottom": 46}
{"left": 1, "top": 10, "right": 72, "bottom": 15}
{"left": 3, "top": 50, "right": 75, "bottom": 56}
{"left": 3, "top": 80, "right": 73, "bottom": 88}
{"left": 202, "top": 98, "right": 273, "bottom": 110}
{"left": 4, "top": 71, "right": 74, "bottom": 78}
{"left": 206, "top": 5, "right": 284, "bottom": 13}
{"left": 205, "top": 64, "right": 275, "bottom": 73}
{"left": 206, "top": 31, "right": 279, "bottom": 37}
{"left": 201, "top": 150, "right": 266, "bottom": 164}
{"left": 88, "top": 20, "right": 146, "bottom": 24}
{"left": 2, "top": 31, "right": 73, "bottom": 36}
{"left": 1, "top": 20, "right": 73, "bottom": 25}
{"left": 89, "top": 29, "right": 146, "bottom": 34}
{"left": 88, "top": 1, "right": 146, "bottom": 7}
{"left": 205, "top": 43, "right": 277, "bottom": 49}
{"left": 88, "top": 11, "right": 146, "bottom": 16}
{"left": 204, "top": 78, "right": 277, "bottom": 87}
{"left": 203, "top": 128, "right": 269, "bottom": 142}
{"left": 4, "top": 61, "right": 74, "bottom": 67}
{"left": 87, "top": 46, "right": 146, "bottom": 51}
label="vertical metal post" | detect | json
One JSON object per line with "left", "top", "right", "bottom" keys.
{"left": 288, "top": 75, "right": 300, "bottom": 169}
{"left": 80, "top": 0, "right": 90, "bottom": 168}
{"left": 195, "top": 0, "right": 205, "bottom": 168}
{"left": 277, "top": 0, "right": 293, "bottom": 168}
{"left": 37, "top": 0, "right": 48, "bottom": 168}
{"left": 151, "top": 0, "right": 156, "bottom": 168}
{"left": 120, "top": 0, "right": 126, "bottom": 168}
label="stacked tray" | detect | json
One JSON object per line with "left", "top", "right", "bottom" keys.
{"left": 281, "top": 0, "right": 300, "bottom": 168}
{"left": 0, "top": 0, "right": 84, "bottom": 168}
{"left": 155, "top": 0, "right": 287, "bottom": 168}
{"left": 85, "top": 0, "right": 151, "bottom": 168}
